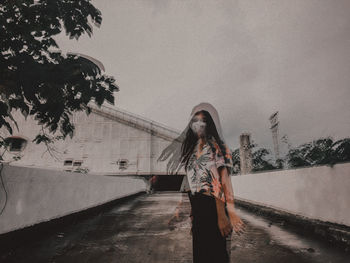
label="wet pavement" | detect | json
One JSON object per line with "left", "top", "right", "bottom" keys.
{"left": 1, "top": 192, "right": 349, "bottom": 263}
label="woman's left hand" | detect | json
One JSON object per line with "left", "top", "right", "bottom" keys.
{"left": 228, "top": 211, "right": 246, "bottom": 235}
{"left": 217, "top": 212, "right": 233, "bottom": 237}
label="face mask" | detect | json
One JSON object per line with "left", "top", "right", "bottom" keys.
{"left": 190, "top": 119, "right": 207, "bottom": 136}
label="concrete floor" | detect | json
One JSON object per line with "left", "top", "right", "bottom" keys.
{"left": 1, "top": 192, "right": 349, "bottom": 263}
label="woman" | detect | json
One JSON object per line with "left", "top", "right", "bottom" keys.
{"left": 158, "top": 102, "right": 246, "bottom": 263}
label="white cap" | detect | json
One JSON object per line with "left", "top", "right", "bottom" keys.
{"left": 188, "top": 102, "right": 224, "bottom": 142}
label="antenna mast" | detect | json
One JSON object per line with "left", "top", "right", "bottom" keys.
{"left": 269, "top": 111, "right": 280, "bottom": 162}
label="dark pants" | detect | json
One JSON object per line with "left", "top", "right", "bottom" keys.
{"left": 188, "top": 192, "right": 229, "bottom": 263}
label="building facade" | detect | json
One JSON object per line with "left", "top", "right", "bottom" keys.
{"left": 0, "top": 103, "right": 184, "bottom": 177}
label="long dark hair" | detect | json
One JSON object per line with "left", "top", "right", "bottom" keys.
{"left": 181, "top": 110, "right": 227, "bottom": 172}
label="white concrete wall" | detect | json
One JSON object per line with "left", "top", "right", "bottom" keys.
{"left": 0, "top": 164, "right": 147, "bottom": 235}
{"left": 231, "top": 162, "right": 350, "bottom": 226}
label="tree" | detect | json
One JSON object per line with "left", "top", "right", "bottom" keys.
{"left": 285, "top": 137, "right": 350, "bottom": 168}
{"left": 332, "top": 138, "right": 350, "bottom": 163}
{"left": 231, "top": 148, "right": 240, "bottom": 174}
{"left": 251, "top": 145, "right": 277, "bottom": 172}
{"left": 0, "top": 0, "right": 118, "bottom": 150}
{"left": 231, "top": 142, "right": 278, "bottom": 173}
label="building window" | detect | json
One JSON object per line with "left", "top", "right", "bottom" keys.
{"left": 73, "top": 161, "right": 82, "bottom": 167}
{"left": 4, "top": 136, "right": 27, "bottom": 152}
{"left": 63, "top": 159, "right": 86, "bottom": 173}
{"left": 118, "top": 159, "right": 129, "bottom": 170}
{"left": 64, "top": 159, "right": 73, "bottom": 166}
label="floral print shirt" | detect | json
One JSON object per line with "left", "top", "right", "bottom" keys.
{"left": 183, "top": 135, "right": 234, "bottom": 203}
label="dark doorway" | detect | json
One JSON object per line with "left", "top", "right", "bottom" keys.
{"left": 152, "top": 175, "right": 184, "bottom": 191}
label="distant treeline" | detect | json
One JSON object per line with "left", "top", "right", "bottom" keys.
{"left": 231, "top": 137, "right": 350, "bottom": 174}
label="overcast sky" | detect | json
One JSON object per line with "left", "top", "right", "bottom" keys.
{"left": 56, "top": 0, "right": 350, "bottom": 156}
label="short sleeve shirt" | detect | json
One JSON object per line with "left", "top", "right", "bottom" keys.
{"left": 183, "top": 135, "right": 234, "bottom": 203}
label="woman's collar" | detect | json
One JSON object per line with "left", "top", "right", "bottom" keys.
{"left": 195, "top": 135, "right": 214, "bottom": 146}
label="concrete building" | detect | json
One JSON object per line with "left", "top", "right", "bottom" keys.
{"left": 0, "top": 103, "right": 186, "bottom": 189}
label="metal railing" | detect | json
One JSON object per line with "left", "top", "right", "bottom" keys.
{"left": 88, "top": 102, "right": 182, "bottom": 141}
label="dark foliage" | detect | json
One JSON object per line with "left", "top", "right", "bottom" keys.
{"left": 250, "top": 143, "right": 277, "bottom": 172}
{"left": 231, "top": 142, "right": 278, "bottom": 173}
{"left": 231, "top": 136, "right": 350, "bottom": 174}
{"left": 231, "top": 148, "right": 240, "bottom": 173}
{"left": 286, "top": 137, "right": 350, "bottom": 168}
{"left": 0, "top": 0, "right": 119, "bottom": 145}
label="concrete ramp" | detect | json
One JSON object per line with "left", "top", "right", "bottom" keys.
{"left": 1, "top": 192, "right": 349, "bottom": 263}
